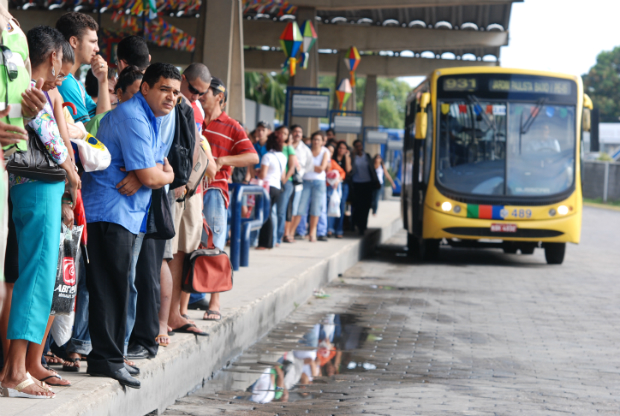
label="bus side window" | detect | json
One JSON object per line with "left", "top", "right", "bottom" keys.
{"left": 423, "top": 108, "right": 433, "bottom": 185}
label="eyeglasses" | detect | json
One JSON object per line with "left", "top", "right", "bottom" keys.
{"left": 0, "top": 46, "right": 18, "bottom": 82}
{"left": 187, "top": 79, "right": 207, "bottom": 97}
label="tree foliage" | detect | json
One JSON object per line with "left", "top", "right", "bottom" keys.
{"left": 244, "top": 72, "right": 288, "bottom": 120}
{"left": 582, "top": 46, "right": 620, "bottom": 122}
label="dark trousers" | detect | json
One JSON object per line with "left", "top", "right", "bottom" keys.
{"left": 258, "top": 186, "right": 281, "bottom": 248}
{"left": 351, "top": 182, "right": 374, "bottom": 233}
{"left": 129, "top": 237, "right": 166, "bottom": 357}
{"left": 86, "top": 222, "right": 136, "bottom": 373}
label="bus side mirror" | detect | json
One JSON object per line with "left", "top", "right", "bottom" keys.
{"left": 414, "top": 92, "right": 431, "bottom": 139}
{"left": 582, "top": 108, "right": 591, "bottom": 132}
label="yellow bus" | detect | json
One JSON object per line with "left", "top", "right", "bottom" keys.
{"left": 402, "top": 67, "right": 593, "bottom": 264}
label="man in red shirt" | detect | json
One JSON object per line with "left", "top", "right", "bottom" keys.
{"left": 199, "top": 77, "right": 258, "bottom": 321}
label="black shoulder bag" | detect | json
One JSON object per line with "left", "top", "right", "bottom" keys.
{"left": 6, "top": 126, "right": 66, "bottom": 182}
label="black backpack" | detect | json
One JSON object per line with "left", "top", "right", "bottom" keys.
{"left": 168, "top": 98, "right": 196, "bottom": 190}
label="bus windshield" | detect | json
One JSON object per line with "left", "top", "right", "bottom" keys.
{"left": 436, "top": 100, "right": 575, "bottom": 197}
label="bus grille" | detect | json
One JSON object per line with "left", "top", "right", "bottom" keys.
{"left": 443, "top": 227, "right": 563, "bottom": 238}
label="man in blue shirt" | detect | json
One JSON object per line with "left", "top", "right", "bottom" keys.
{"left": 81, "top": 63, "right": 179, "bottom": 389}
{"left": 56, "top": 12, "right": 111, "bottom": 123}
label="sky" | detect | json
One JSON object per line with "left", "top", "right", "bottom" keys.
{"left": 401, "top": 0, "right": 619, "bottom": 87}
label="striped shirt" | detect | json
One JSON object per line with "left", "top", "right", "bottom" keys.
{"left": 203, "top": 111, "right": 255, "bottom": 207}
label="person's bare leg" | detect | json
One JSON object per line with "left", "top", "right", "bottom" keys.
{"left": 203, "top": 293, "right": 221, "bottom": 320}
{"left": 26, "top": 316, "right": 70, "bottom": 386}
{"left": 180, "top": 292, "right": 190, "bottom": 316}
{"left": 1, "top": 339, "right": 55, "bottom": 397}
{"left": 167, "top": 252, "right": 201, "bottom": 334}
{"left": 0, "top": 283, "right": 13, "bottom": 359}
{"left": 157, "top": 260, "right": 172, "bottom": 346}
{"left": 290, "top": 215, "right": 301, "bottom": 236}
{"left": 308, "top": 216, "right": 319, "bottom": 241}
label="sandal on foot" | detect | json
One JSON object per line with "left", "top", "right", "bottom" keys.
{"left": 156, "top": 334, "right": 170, "bottom": 347}
{"left": 1, "top": 377, "right": 55, "bottom": 399}
{"left": 203, "top": 310, "right": 221, "bottom": 321}
{"left": 171, "top": 323, "right": 208, "bottom": 337}
{"left": 44, "top": 352, "right": 64, "bottom": 366}
{"left": 62, "top": 357, "right": 80, "bottom": 372}
{"left": 40, "top": 374, "right": 70, "bottom": 387}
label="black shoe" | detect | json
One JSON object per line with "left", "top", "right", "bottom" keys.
{"left": 187, "top": 296, "right": 211, "bottom": 311}
{"left": 317, "top": 236, "right": 328, "bottom": 242}
{"left": 88, "top": 367, "right": 141, "bottom": 389}
{"left": 126, "top": 344, "right": 151, "bottom": 360}
{"left": 125, "top": 363, "right": 140, "bottom": 375}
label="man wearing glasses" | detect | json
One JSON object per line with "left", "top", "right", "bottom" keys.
{"left": 180, "top": 63, "right": 210, "bottom": 134}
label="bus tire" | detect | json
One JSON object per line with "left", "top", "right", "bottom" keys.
{"left": 407, "top": 232, "right": 418, "bottom": 258}
{"left": 420, "top": 239, "right": 440, "bottom": 261}
{"left": 544, "top": 243, "right": 565, "bottom": 265}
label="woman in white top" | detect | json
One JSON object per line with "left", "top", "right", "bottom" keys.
{"left": 294, "top": 132, "right": 330, "bottom": 242}
{"left": 372, "top": 154, "right": 396, "bottom": 215}
{"left": 257, "top": 133, "right": 287, "bottom": 249}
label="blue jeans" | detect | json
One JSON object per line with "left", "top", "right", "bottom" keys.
{"left": 328, "top": 183, "right": 348, "bottom": 235}
{"left": 203, "top": 189, "right": 227, "bottom": 250}
{"left": 124, "top": 232, "right": 144, "bottom": 355}
{"left": 317, "top": 190, "right": 327, "bottom": 237}
{"left": 276, "top": 181, "right": 294, "bottom": 244}
{"left": 66, "top": 256, "right": 91, "bottom": 355}
{"left": 371, "top": 187, "right": 382, "bottom": 215}
{"left": 298, "top": 180, "right": 326, "bottom": 217}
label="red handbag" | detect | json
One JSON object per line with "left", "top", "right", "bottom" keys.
{"left": 182, "top": 219, "right": 233, "bottom": 294}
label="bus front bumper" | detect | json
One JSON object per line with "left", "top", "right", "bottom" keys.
{"left": 422, "top": 206, "right": 581, "bottom": 244}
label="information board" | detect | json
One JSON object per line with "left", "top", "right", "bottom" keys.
{"left": 387, "top": 140, "right": 403, "bottom": 151}
{"left": 333, "top": 116, "right": 363, "bottom": 134}
{"left": 291, "top": 94, "right": 330, "bottom": 118}
{"left": 365, "top": 130, "right": 389, "bottom": 144}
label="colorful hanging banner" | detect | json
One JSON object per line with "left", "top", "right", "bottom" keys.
{"left": 336, "top": 78, "right": 352, "bottom": 110}
{"left": 279, "top": 21, "right": 302, "bottom": 76}
{"left": 343, "top": 46, "right": 361, "bottom": 86}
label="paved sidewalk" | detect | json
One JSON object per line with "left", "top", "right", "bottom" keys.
{"left": 2, "top": 201, "right": 401, "bottom": 416}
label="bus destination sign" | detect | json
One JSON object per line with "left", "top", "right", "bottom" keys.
{"left": 489, "top": 79, "right": 571, "bottom": 95}
{"left": 443, "top": 78, "right": 477, "bottom": 92}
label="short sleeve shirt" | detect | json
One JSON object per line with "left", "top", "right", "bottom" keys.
{"left": 58, "top": 73, "right": 97, "bottom": 124}
{"left": 203, "top": 111, "right": 256, "bottom": 207}
{"left": 282, "top": 145, "right": 296, "bottom": 181}
{"left": 81, "top": 92, "right": 161, "bottom": 234}
{"left": 253, "top": 142, "right": 267, "bottom": 170}
{"left": 260, "top": 151, "right": 287, "bottom": 190}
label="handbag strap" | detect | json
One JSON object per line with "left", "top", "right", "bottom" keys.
{"left": 202, "top": 217, "right": 216, "bottom": 250}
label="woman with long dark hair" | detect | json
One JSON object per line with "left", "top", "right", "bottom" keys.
{"left": 328, "top": 141, "right": 351, "bottom": 238}
{"left": 257, "top": 133, "right": 287, "bottom": 249}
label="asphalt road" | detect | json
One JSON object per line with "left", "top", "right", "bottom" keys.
{"left": 163, "top": 206, "right": 619, "bottom": 415}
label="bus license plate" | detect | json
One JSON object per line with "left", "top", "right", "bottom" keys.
{"left": 491, "top": 223, "right": 517, "bottom": 233}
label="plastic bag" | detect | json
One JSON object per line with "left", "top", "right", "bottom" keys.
{"left": 51, "top": 225, "right": 83, "bottom": 316}
{"left": 326, "top": 170, "right": 340, "bottom": 187}
{"left": 328, "top": 187, "right": 341, "bottom": 218}
{"left": 50, "top": 311, "right": 74, "bottom": 346}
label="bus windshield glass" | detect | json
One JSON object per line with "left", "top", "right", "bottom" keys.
{"left": 436, "top": 100, "right": 575, "bottom": 197}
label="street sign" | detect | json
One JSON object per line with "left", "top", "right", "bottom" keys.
{"left": 291, "top": 94, "right": 330, "bottom": 118}
{"left": 333, "top": 115, "right": 363, "bottom": 134}
{"left": 366, "top": 130, "right": 388, "bottom": 144}
{"left": 387, "top": 140, "right": 404, "bottom": 150}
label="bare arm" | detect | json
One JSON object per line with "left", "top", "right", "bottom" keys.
{"left": 258, "top": 162, "right": 269, "bottom": 180}
{"left": 50, "top": 89, "right": 75, "bottom": 163}
{"left": 216, "top": 152, "right": 259, "bottom": 171}
{"left": 133, "top": 157, "right": 175, "bottom": 189}
{"left": 285, "top": 154, "right": 297, "bottom": 181}
{"left": 344, "top": 153, "right": 352, "bottom": 173}
{"left": 91, "top": 55, "right": 111, "bottom": 115}
{"left": 382, "top": 162, "right": 396, "bottom": 188}
{"left": 204, "top": 142, "right": 217, "bottom": 180}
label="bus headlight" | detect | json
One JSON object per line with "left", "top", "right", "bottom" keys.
{"left": 557, "top": 205, "right": 569, "bottom": 215}
{"left": 441, "top": 202, "right": 452, "bottom": 212}
{"left": 549, "top": 208, "right": 556, "bottom": 217}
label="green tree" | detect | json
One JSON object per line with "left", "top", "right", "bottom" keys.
{"left": 245, "top": 72, "right": 288, "bottom": 120}
{"left": 582, "top": 46, "right": 620, "bottom": 122}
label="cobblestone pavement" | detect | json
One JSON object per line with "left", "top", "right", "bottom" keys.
{"left": 163, "top": 207, "right": 620, "bottom": 415}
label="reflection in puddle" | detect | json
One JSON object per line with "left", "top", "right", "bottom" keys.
{"left": 214, "top": 313, "right": 377, "bottom": 405}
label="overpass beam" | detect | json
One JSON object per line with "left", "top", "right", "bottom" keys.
{"left": 196, "top": 0, "right": 245, "bottom": 123}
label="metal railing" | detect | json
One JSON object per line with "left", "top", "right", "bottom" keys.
{"left": 228, "top": 183, "right": 270, "bottom": 271}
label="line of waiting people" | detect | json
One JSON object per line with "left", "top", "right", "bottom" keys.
{"left": 0, "top": 7, "right": 394, "bottom": 399}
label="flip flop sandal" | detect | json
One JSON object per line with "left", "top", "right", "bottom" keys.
{"left": 171, "top": 323, "right": 209, "bottom": 337}
{"left": 1, "top": 377, "right": 55, "bottom": 399}
{"left": 44, "top": 352, "right": 64, "bottom": 366}
{"left": 203, "top": 310, "right": 221, "bottom": 321}
{"left": 181, "top": 314, "right": 190, "bottom": 319}
{"left": 62, "top": 358, "right": 80, "bottom": 372}
{"left": 156, "top": 334, "right": 170, "bottom": 347}
{"left": 40, "top": 374, "right": 70, "bottom": 387}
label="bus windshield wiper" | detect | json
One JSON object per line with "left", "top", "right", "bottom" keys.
{"left": 520, "top": 97, "right": 547, "bottom": 135}
{"left": 467, "top": 94, "right": 497, "bottom": 133}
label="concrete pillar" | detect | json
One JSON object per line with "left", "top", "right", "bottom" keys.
{"left": 290, "top": 7, "right": 319, "bottom": 137}
{"left": 195, "top": 0, "right": 245, "bottom": 123}
{"left": 363, "top": 74, "right": 380, "bottom": 155}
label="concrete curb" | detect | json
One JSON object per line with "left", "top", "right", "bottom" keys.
{"left": 29, "top": 214, "right": 402, "bottom": 416}
{"left": 583, "top": 201, "right": 620, "bottom": 212}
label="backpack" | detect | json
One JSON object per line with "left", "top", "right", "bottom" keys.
{"left": 168, "top": 98, "right": 196, "bottom": 189}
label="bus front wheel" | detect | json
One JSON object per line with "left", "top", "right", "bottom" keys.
{"left": 544, "top": 243, "right": 566, "bottom": 265}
